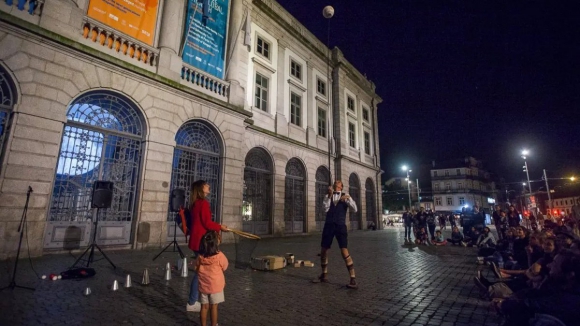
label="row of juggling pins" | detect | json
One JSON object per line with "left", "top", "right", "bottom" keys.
{"left": 83, "top": 258, "right": 190, "bottom": 296}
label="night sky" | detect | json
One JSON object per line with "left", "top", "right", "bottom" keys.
{"left": 275, "top": 0, "right": 580, "bottom": 186}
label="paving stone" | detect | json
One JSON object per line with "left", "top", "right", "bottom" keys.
{"left": 0, "top": 228, "right": 499, "bottom": 326}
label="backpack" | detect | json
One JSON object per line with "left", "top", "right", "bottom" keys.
{"left": 177, "top": 207, "right": 192, "bottom": 235}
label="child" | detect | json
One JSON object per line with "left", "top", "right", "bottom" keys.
{"left": 447, "top": 226, "right": 464, "bottom": 245}
{"left": 433, "top": 230, "right": 447, "bottom": 246}
{"left": 196, "top": 231, "right": 228, "bottom": 326}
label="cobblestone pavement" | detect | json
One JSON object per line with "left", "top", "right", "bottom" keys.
{"left": 0, "top": 228, "right": 499, "bottom": 326}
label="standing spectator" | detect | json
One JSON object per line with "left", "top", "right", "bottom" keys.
{"left": 426, "top": 209, "right": 437, "bottom": 241}
{"left": 449, "top": 213, "right": 456, "bottom": 228}
{"left": 403, "top": 210, "right": 413, "bottom": 243}
{"left": 439, "top": 213, "right": 447, "bottom": 230}
{"left": 507, "top": 205, "right": 520, "bottom": 227}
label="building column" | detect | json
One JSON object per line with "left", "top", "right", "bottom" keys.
{"left": 225, "top": 0, "right": 250, "bottom": 108}
{"left": 157, "top": 0, "right": 185, "bottom": 80}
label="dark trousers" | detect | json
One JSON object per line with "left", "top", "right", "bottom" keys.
{"left": 428, "top": 224, "right": 436, "bottom": 239}
{"left": 404, "top": 225, "right": 412, "bottom": 239}
{"left": 448, "top": 238, "right": 463, "bottom": 245}
{"left": 478, "top": 247, "right": 496, "bottom": 257}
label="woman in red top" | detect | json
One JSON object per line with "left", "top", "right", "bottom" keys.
{"left": 186, "top": 180, "right": 228, "bottom": 312}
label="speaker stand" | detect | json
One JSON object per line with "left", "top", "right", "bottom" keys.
{"left": 71, "top": 208, "right": 116, "bottom": 269}
{"left": 152, "top": 220, "right": 185, "bottom": 261}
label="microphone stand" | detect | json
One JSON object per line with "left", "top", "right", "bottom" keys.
{"left": 1, "top": 186, "right": 35, "bottom": 291}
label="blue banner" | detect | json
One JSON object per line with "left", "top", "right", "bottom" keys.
{"left": 182, "top": 0, "right": 230, "bottom": 79}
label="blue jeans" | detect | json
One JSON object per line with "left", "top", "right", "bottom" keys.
{"left": 187, "top": 251, "right": 199, "bottom": 305}
{"left": 404, "top": 225, "right": 412, "bottom": 239}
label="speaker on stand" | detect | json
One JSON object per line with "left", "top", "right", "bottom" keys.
{"left": 71, "top": 181, "right": 116, "bottom": 269}
{"left": 153, "top": 188, "right": 185, "bottom": 261}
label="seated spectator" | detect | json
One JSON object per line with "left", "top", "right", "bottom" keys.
{"left": 462, "top": 227, "right": 480, "bottom": 247}
{"left": 415, "top": 227, "right": 428, "bottom": 245}
{"left": 476, "top": 227, "right": 497, "bottom": 258}
{"left": 447, "top": 226, "right": 464, "bottom": 245}
{"left": 493, "top": 250, "right": 580, "bottom": 326}
{"left": 433, "top": 230, "right": 447, "bottom": 246}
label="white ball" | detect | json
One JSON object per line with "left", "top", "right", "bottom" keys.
{"left": 52, "top": 276, "right": 57, "bottom": 281}
{"left": 323, "top": 6, "right": 334, "bottom": 19}
{"left": 41, "top": 275, "right": 46, "bottom": 279}
{"left": 57, "top": 275, "right": 62, "bottom": 279}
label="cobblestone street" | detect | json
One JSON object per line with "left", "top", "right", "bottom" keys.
{"left": 0, "top": 228, "right": 498, "bottom": 326}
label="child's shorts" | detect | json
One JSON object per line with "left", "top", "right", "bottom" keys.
{"left": 200, "top": 291, "right": 224, "bottom": 304}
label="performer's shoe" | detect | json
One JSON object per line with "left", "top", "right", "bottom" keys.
{"left": 312, "top": 273, "right": 329, "bottom": 283}
{"left": 346, "top": 278, "right": 358, "bottom": 289}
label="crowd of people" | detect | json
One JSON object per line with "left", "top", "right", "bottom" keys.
{"left": 401, "top": 202, "right": 580, "bottom": 325}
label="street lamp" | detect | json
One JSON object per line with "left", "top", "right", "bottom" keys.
{"left": 402, "top": 165, "right": 412, "bottom": 210}
{"left": 521, "top": 150, "right": 533, "bottom": 211}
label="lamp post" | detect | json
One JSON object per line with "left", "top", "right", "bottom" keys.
{"left": 521, "top": 150, "right": 533, "bottom": 212}
{"left": 416, "top": 178, "right": 420, "bottom": 208}
{"left": 323, "top": 6, "right": 334, "bottom": 183}
{"left": 402, "top": 165, "right": 412, "bottom": 210}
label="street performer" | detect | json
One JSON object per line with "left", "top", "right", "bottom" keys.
{"left": 313, "top": 180, "right": 359, "bottom": 289}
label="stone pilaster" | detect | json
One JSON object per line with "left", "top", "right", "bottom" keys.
{"left": 157, "top": 0, "right": 184, "bottom": 81}
{"left": 226, "top": 0, "right": 250, "bottom": 108}
{"left": 275, "top": 40, "right": 288, "bottom": 137}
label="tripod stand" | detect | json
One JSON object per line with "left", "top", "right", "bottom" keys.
{"left": 153, "top": 216, "right": 185, "bottom": 261}
{"left": 71, "top": 208, "right": 116, "bottom": 269}
{"left": 1, "top": 186, "right": 35, "bottom": 292}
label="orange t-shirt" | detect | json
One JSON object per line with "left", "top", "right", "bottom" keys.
{"left": 198, "top": 251, "right": 228, "bottom": 294}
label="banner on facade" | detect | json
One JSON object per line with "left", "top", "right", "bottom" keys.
{"left": 182, "top": 0, "right": 230, "bottom": 79}
{"left": 87, "top": 0, "right": 159, "bottom": 46}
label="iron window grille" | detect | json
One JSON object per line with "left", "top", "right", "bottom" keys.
{"left": 0, "top": 64, "right": 16, "bottom": 163}
{"left": 315, "top": 166, "right": 330, "bottom": 223}
{"left": 284, "top": 158, "right": 306, "bottom": 229}
{"left": 349, "top": 173, "right": 361, "bottom": 225}
{"left": 365, "top": 178, "right": 376, "bottom": 223}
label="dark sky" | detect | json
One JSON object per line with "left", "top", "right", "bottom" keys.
{"left": 275, "top": 0, "right": 580, "bottom": 185}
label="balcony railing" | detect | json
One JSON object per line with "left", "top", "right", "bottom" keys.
{"left": 181, "top": 64, "right": 229, "bottom": 100}
{"left": 81, "top": 18, "right": 159, "bottom": 67}
{"left": 3, "top": 0, "right": 43, "bottom": 15}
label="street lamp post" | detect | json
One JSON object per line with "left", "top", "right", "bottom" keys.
{"left": 416, "top": 178, "right": 420, "bottom": 207}
{"left": 402, "top": 166, "right": 412, "bottom": 210}
{"left": 543, "top": 169, "right": 552, "bottom": 211}
{"left": 521, "top": 150, "right": 533, "bottom": 212}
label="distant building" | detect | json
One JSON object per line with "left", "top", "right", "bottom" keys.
{"left": 545, "top": 196, "right": 580, "bottom": 216}
{"left": 431, "top": 157, "right": 497, "bottom": 212}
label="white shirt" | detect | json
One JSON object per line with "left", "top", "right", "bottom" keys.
{"left": 322, "top": 192, "right": 358, "bottom": 213}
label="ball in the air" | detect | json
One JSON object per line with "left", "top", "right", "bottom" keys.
{"left": 57, "top": 275, "right": 62, "bottom": 279}
{"left": 41, "top": 275, "right": 46, "bottom": 279}
{"left": 323, "top": 6, "right": 334, "bottom": 19}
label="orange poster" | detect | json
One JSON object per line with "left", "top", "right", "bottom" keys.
{"left": 87, "top": 0, "right": 159, "bottom": 46}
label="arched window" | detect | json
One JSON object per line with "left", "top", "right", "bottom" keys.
{"left": 243, "top": 148, "right": 273, "bottom": 235}
{"left": 365, "top": 178, "right": 376, "bottom": 227}
{"left": 48, "top": 91, "right": 145, "bottom": 245}
{"left": 315, "top": 166, "right": 330, "bottom": 231}
{"left": 0, "top": 63, "right": 17, "bottom": 162}
{"left": 284, "top": 158, "right": 306, "bottom": 233}
{"left": 349, "top": 173, "right": 361, "bottom": 230}
{"left": 168, "top": 121, "right": 222, "bottom": 225}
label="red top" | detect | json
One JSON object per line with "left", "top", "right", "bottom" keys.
{"left": 188, "top": 199, "right": 221, "bottom": 252}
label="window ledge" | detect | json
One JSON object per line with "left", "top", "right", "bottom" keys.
{"left": 315, "top": 95, "right": 328, "bottom": 105}
{"left": 252, "top": 57, "right": 276, "bottom": 73}
{"left": 288, "top": 78, "right": 307, "bottom": 92}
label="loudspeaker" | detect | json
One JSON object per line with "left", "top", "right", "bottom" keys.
{"left": 91, "top": 181, "right": 114, "bottom": 208}
{"left": 170, "top": 189, "right": 185, "bottom": 212}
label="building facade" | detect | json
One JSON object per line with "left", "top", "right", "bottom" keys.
{"left": 545, "top": 196, "right": 580, "bottom": 216}
{"left": 431, "top": 157, "right": 497, "bottom": 212}
{"left": 0, "top": 0, "right": 382, "bottom": 258}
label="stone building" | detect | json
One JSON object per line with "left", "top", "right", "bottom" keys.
{"left": 0, "top": 0, "right": 382, "bottom": 258}
{"left": 431, "top": 157, "right": 497, "bottom": 213}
